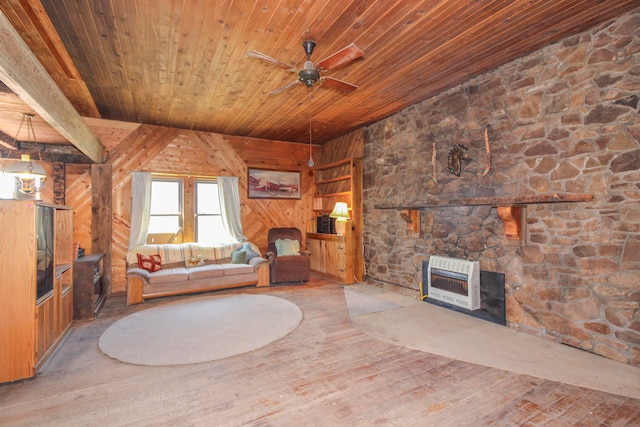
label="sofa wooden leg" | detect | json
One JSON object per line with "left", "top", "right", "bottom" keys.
{"left": 127, "top": 277, "right": 144, "bottom": 305}
{"left": 256, "top": 263, "right": 270, "bottom": 287}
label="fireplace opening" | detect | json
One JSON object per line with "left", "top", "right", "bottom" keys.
{"left": 422, "top": 260, "right": 506, "bottom": 326}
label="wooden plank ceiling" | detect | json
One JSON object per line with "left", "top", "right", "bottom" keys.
{"left": 0, "top": 0, "right": 638, "bottom": 152}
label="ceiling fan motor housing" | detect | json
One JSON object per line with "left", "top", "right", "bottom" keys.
{"left": 299, "top": 62, "right": 320, "bottom": 87}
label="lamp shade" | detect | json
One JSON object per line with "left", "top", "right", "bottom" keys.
{"left": 5, "top": 155, "right": 47, "bottom": 195}
{"left": 329, "top": 202, "right": 350, "bottom": 222}
{"left": 5, "top": 159, "right": 47, "bottom": 178}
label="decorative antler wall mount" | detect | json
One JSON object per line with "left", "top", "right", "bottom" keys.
{"left": 447, "top": 144, "right": 472, "bottom": 176}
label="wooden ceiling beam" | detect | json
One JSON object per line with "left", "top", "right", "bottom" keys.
{"left": 0, "top": 10, "right": 104, "bottom": 163}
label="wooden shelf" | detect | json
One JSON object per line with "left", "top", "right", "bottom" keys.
{"left": 315, "top": 175, "right": 352, "bottom": 185}
{"left": 374, "top": 193, "right": 593, "bottom": 210}
{"left": 376, "top": 193, "right": 594, "bottom": 244}
{"left": 311, "top": 158, "right": 363, "bottom": 282}
{"left": 314, "top": 158, "right": 355, "bottom": 171}
{"left": 313, "top": 191, "right": 352, "bottom": 198}
{"left": 56, "top": 263, "right": 73, "bottom": 277}
{"left": 74, "top": 253, "right": 106, "bottom": 321}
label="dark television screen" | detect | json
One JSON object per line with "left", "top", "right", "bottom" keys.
{"left": 36, "top": 205, "right": 54, "bottom": 300}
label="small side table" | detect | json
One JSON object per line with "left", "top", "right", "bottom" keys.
{"left": 73, "top": 253, "right": 106, "bottom": 321}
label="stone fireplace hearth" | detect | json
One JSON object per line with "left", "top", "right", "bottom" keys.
{"left": 362, "top": 9, "right": 640, "bottom": 367}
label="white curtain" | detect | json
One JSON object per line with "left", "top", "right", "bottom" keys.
{"left": 128, "top": 172, "right": 152, "bottom": 250}
{"left": 217, "top": 176, "right": 246, "bottom": 242}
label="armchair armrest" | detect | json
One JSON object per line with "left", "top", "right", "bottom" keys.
{"left": 300, "top": 249, "right": 311, "bottom": 258}
{"left": 266, "top": 251, "right": 276, "bottom": 263}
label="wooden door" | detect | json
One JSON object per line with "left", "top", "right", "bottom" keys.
{"left": 324, "top": 240, "right": 346, "bottom": 280}
{"left": 307, "top": 238, "right": 324, "bottom": 273}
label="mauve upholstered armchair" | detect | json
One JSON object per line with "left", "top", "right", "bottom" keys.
{"left": 266, "top": 228, "right": 311, "bottom": 284}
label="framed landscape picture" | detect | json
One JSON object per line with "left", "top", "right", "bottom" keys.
{"left": 247, "top": 168, "right": 301, "bottom": 199}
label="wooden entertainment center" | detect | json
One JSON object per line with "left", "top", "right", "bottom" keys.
{"left": 0, "top": 200, "right": 74, "bottom": 383}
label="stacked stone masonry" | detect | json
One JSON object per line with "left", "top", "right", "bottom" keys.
{"left": 363, "top": 9, "right": 640, "bottom": 366}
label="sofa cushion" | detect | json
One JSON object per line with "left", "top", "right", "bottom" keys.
{"left": 148, "top": 267, "right": 189, "bottom": 284}
{"left": 222, "top": 263, "right": 255, "bottom": 276}
{"left": 187, "top": 264, "right": 224, "bottom": 280}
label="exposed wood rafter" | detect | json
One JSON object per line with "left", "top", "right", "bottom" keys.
{"left": 0, "top": 10, "right": 104, "bottom": 163}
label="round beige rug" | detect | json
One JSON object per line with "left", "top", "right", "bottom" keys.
{"left": 98, "top": 294, "right": 302, "bottom": 366}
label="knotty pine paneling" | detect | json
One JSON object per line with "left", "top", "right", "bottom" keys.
{"left": 317, "top": 128, "right": 364, "bottom": 166}
{"left": 84, "top": 117, "right": 140, "bottom": 152}
{"left": 66, "top": 121, "right": 317, "bottom": 293}
{"left": 65, "top": 163, "right": 92, "bottom": 252}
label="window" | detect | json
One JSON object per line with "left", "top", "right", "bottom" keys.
{"left": 148, "top": 179, "right": 182, "bottom": 238}
{"left": 195, "top": 180, "right": 228, "bottom": 244}
{"left": 148, "top": 176, "right": 227, "bottom": 244}
{"left": 0, "top": 174, "right": 15, "bottom": 199}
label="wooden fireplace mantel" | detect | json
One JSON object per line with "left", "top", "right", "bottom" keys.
{"left": 375, "top": 193, "right": 594, "bottom": 244}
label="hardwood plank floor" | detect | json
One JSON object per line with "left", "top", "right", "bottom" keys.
{"left": 1, "top": 274, "right": 639, "bottom": 426}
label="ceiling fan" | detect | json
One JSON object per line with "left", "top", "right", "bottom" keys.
{"left": 247, "top": 40, "right": 364, "bottom": 96}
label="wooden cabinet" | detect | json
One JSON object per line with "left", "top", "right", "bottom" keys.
{"left": 73, "top": 253, "right": 105, "bottom": 321}
{"left": 307, "top": 232, "right": 354, "bottom": 284}
{"left": 311, "top": 158, "right": 363, "bottom": 283}
{"left": 0, "top": 200, "right": 74, "bottom": 383}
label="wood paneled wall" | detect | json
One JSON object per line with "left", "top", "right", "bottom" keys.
{"left": 316, "top": 129, "right": 364, "bottom": 166}
{"left": 65, "top": 121, "right": 320, "bottom": 293}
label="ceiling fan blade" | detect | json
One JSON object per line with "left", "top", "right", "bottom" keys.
{"left": 316, "top": 43, "right": 364, "bottom": 71}
{"left": 268, "top": 80, "right": 300, "bottom": 96}
{"left": 321, "top": 77, "right": 358, "bottom": 93}
{"left": 247, "top": 50, "right": 297, "bottom": 72}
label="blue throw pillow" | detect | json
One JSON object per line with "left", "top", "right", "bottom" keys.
{"left": 241, "top": 242, "right": 260, "bottom": 261}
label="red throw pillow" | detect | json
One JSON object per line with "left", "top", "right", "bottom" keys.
{"left": 137, "top": 253, "right": 162, "bottom": 272}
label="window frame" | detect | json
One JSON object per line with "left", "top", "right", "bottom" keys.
{"left": 147, "top": 178, "right": 184, "bottom": 243}
{"left": 194, "top": 179, "right": 224, "bottom": 244}
{"left": 147, "top": 174, "right": 223, "bottom": 244}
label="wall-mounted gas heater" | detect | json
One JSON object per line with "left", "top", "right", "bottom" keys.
{"left": 427, "top": 255, "right": 480, "bottom": 311}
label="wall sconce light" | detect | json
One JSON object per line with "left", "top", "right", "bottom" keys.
{"left": 5, "top": 113, "right": 46, "bottom": 195}
{"left": 330, "top": 202, "right": 350, "bottom": 236}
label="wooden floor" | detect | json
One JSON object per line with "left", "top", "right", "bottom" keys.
{"left": 1, "top": 274, "right": 639, "bottom": 426}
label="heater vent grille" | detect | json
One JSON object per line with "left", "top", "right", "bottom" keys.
{"left": 427, "top": 256, "right": 480, "bottom": 311}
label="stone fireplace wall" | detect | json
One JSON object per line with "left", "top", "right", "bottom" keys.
{"left": 362, "top": 9, "right": 640, "bottom": 366}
